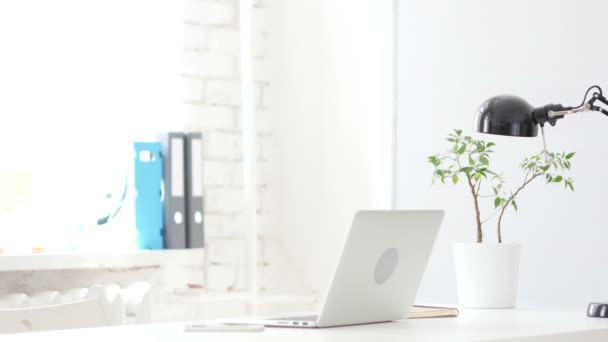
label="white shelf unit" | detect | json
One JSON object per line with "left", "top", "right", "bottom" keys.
{"left": 0, "top": 249, "right": 204, "bottom": 272}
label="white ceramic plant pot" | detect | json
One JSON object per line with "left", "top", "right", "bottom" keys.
{"left": 453, "top": 242, "right": 521, "bottom": 308}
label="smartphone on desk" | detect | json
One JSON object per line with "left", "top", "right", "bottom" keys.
{"left": 184, "top": 323, "right": 265, "bottom": 332}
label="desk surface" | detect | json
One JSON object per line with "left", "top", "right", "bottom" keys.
{"left": 4, "top": 308, "right": 608, "bottom": 342}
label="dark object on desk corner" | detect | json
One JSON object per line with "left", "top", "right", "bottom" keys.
{"left": 588, "top": 303, "right": 608, "bottom": 318}
{"left": 472, "top": 84, "right": 608, "bottom": 318}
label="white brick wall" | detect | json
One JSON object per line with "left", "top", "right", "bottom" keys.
{"left": 182, "top": 51, "right": 234, "bottom": 77}
{"left": 205, "top": 188, "right": 245, "bottom": 213}
{"left": 183, "top": 0, "right": 249, "bottom": 295}
{"left": 206, "top": 80, "right": 242, "bottom": 106}
{"left": 183, "top": 77, "right": 204, "bottom": 102}
{"left": 183, "top": 24, "right": 207, "bottom": 49}
{"left": 181, "top": 0, "right": 300, "bottom": 299}
{"left": 204, "top": 131, "right": 243, "bottom": 160}
{"left": 203, "top": 160, "right": 243, "bottom": 188}
{"left": 208, "top": 29, "right": 240, "bottom": 54}
{"left": 182, "top": 104, "right": 234, "bottom": 130}
{"left": 203, "top": 213, "right": 243, "bottom": 237}
{"left": 184, "top": 0, "right": 236, "bottom": 25}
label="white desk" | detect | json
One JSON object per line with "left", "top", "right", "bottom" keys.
{"left": 4, "top": 308, "right": 608, "bottom": 342}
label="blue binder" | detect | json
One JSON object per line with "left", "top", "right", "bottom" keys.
{"left": 133, "top": 142, "right": 164, "bottom": 250}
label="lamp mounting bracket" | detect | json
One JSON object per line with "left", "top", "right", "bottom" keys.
{"left": 547, "top": 85, "right": 608, "bottom": 119}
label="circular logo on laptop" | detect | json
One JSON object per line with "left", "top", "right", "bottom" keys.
{"left": 374, "top": 248, "right": 399, "bottom": 284}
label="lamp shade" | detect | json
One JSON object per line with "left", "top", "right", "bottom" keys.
{"left": 474, "top": 95, "right": 538, "bottom": 137}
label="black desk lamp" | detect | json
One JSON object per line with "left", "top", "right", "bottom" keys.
{"left": 473, "top": 85, "right": 608, "bottom": 318}
{"left": 474, "top": 85, "right": 608, "bottom": 137}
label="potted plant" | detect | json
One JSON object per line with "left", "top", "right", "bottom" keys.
{"left": 428, "top": 129, "right": 574, "bottom": 308}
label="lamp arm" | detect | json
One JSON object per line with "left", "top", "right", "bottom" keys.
{"left": 587, "top": 92, "right": 608, "bottom": 116}
{"left": 540, "top": 86, "right": 608, "bottom": 125}
{"left": 547, "top": 103, "right": 591, "bottom": 119}
{"left": 547, "top": 92, "right": 608, "bottom": 118}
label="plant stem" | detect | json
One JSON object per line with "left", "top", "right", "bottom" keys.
{"left": 496, "top": 173, "right": 539, "bottom": 243}
{"left": 481, "top": 206, "right": 501, "bottom": 224}
{"left": 466, "top": 174, "right": 483, "bottom": 243}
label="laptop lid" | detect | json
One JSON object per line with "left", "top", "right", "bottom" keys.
{"left": 316, "top": 210, "right": 443, "bottom": 328}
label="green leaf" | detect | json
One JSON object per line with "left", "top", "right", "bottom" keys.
{"left": 460, "top": 166, "right": 473, "bottom": 173}
{"left": 565, "top": 152, "right": 575, "bottom": 160}
{"left": 479, "top": 155, "right": 489, "bottom": 165}
{"left": 455, "top": 129, "right": 462, "bottom": 136}
{"left": 511, "top": 200, "right": 518, "bottom": 212}
{"left": 486, "top": 142, "right": 495, "bottom": 148}
{"left": 494, "top": 197, "right": 502, "bottom": 208}
{"left": 452, "top": 174, "right": 459, "bottom": 184}
{"left": 469, "top": 156, "right": 475, "bottom": 166}
{"left": 457, "top": 144, "right": 466, "bottom": 155}
{"left": 567, "top": 182, "right": 574, "bottom": 191}
{"left": 554, "top": 176, "right": 563, "bottom": 183}
{"left": 447, "top": 137, "right": 458, "bottom": 143}
{"left": 541, "top": 165, "right": 550, "bottom": 172}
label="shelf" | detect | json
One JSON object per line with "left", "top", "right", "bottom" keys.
{"left": 0, "top": 248, "right": 204, "bottom": 272}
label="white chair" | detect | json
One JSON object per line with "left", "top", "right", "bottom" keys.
{"left": 122, "top": 282, "right": 151, "bottom": 324}
{"left": 0, "top": 285, "right": 123, "bottom": 334}
{"left": 0, "top": 282, "right": 151, "bottom": 334}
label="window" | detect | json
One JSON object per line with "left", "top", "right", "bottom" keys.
{"left": 0, "top": 0, "right": 181, "bottom": 253}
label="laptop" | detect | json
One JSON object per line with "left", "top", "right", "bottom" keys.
{"left": 222, "top": 210, "right": 443, "bottom": 328}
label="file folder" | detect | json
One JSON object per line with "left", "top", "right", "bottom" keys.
{"left": 133, "top": 142, "right": 164, "bottom": 250}
{"left": 159, "top": 133, "right": 187, "bottom": 249}
{"left": 185, "top": 132, "right": 205, "bottom": 248}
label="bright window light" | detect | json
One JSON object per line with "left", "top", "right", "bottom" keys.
{"left": 0, "top": 0, "right": 181, "bottom": 253}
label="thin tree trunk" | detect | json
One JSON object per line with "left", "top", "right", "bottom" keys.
{"left": 497, "top": 174, "right": 539, "bottom": 243}
{"left": 497, "top": 206, "right": 506, "bottom": 243}
{"left": 466, "top": 175, "right": 482, "bottom": 243}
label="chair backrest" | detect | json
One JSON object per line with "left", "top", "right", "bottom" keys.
{"left": 121, "top": 282, "right": 151, "bottom": 324}
{"left": 0, "top": 285, "right": 123, "bottom": 334}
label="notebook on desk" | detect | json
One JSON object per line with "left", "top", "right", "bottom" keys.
{"left": 410, "top": 305, "right": 459, "bottom": 319}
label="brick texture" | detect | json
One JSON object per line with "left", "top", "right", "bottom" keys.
{"left": 180, "top": 0, "right": 286, "bottom": 296}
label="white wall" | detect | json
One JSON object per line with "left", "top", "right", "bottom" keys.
{"left": 270, "top": 0, "right": 395, "bottom": 297}
{"left": 397, "top": 0, "right": 608, "bottom": 307}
